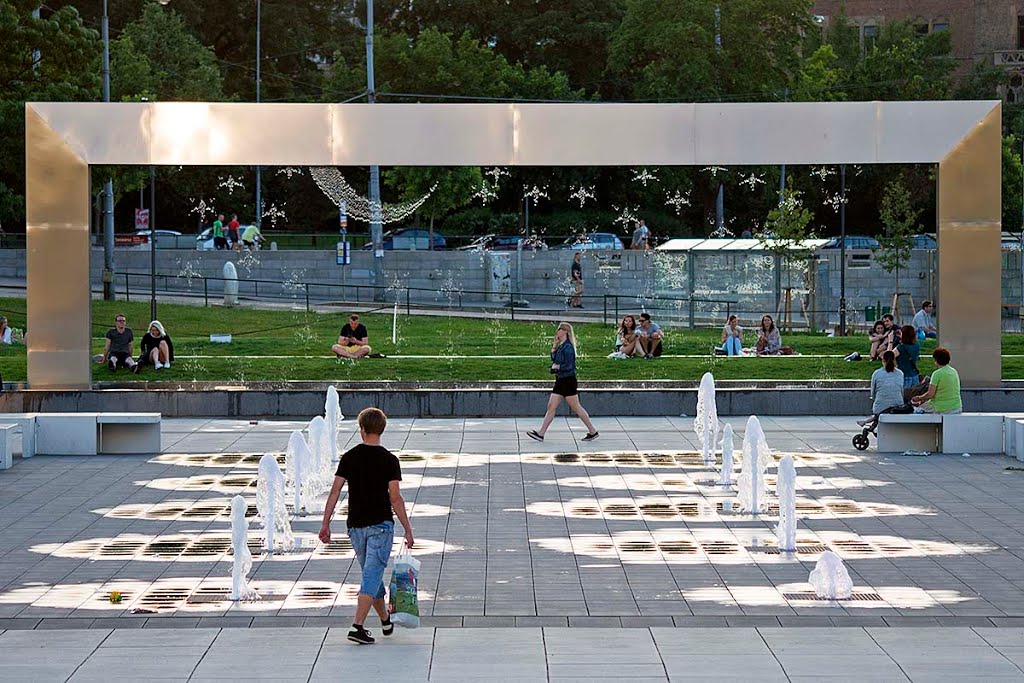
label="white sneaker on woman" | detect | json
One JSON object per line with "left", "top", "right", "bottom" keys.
{"left": 155, "top": 362, "right": 164, "bottom": 370}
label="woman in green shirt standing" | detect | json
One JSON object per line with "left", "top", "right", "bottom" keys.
{"left": 911, "top": 347, "right": 962, "bottom": 415}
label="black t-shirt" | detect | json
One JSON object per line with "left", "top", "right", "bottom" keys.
{"left": 140, "top": 333, "right": 174, "bottom": 361}
{"left": 571, "top": 261, "right": 582, "bottom": 281}
{"left": 105, "top": 327, "right": 133, "bottom": 354}
{"left": 336, "top": 443, "right": 402, "bottom": 528}
{"left": 340, "top": 323, "right": 368, "bottom": 342}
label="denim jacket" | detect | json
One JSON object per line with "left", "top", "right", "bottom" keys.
{"left": 552, "top": 341, "right": 577, "bottom": 378}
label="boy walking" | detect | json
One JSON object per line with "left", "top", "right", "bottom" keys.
{"left": 319, "top": 408, "right": 414, "bottom": 645}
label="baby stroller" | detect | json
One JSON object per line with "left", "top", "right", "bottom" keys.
{"left": 852, "top": 422, "right": 876, "bottom": 451}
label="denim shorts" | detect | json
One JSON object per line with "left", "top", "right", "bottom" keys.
{"left": 348, "top": 521, "right": 394, "bottom": 599}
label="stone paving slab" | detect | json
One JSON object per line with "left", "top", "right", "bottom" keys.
{"left": 0, "top": 626, "right": 1022, "bottom": 681}
{"left": 2, "top": 417, "right": 1024, "bottom": 625}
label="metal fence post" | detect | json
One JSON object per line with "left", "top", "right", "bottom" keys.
{"left": 124, "top": 272, "right": 130, "bottom": 302}
{"left": 305, "top": 284, "right": 310, "bottom": 312}
{"left": 204, "top": 278, "right": 209, "bottom": 307}
{"left": 406, "top": 287, "right": 411, "bottom": 315}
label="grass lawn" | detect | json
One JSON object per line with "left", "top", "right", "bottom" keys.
{"left": 1, "top": 297, "right": 1021, "bottom": 383}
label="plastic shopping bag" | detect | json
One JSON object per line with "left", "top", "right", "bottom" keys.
{"left": 388, "top": 546, "right": 420, "bottom": 628}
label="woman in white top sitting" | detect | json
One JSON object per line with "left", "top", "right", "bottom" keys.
{"left": 614, "top": 315, "right": 639, "bottom": 358}
{"left": 858, "top": 350, "right": 906, "bottom": 430}
{"left": 720, "top": 315, "right": 742, "bottom": 355}
{"left": 0, "top": 317, "right": 11, "bottom": 345}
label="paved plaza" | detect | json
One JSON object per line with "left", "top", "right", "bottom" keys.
{"left": 4, "top": 416, "right": 1024, "bottom": 680}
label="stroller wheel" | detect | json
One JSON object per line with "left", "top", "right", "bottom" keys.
{"left": 852, "top": 433, "right": 870, "bottom": 451}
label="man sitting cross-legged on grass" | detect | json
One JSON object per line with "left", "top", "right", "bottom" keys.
{"left": 332, "top": 314, "right": 371, "bottom": 359}
{"left": 637, "top": 312, "right": 664, "bottom": 359}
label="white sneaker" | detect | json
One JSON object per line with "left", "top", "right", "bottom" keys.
{"left": 155, "top": 362, "right": 164, "bottom": 370}
{"left": 163, "top": 361, "right": 171, "bottom": 369}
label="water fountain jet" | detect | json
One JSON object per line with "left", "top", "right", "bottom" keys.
{"left": 737, "top": 415, "right": 771, "bottom": 514}
{"left": 809, "top": 551, "right": 853, "bottom": 599}
{"left": 256, "top": 453, "right": 293, "bottom": 554}
{"left": 229, "top": 495, "right": 259, "bottom": 601}
{"left": 775, "top": 454, "right": 797, "bottom": 551}
{"left": 718, "top": 423, "right": 735, "bottom": 486}
{"left": 694, "top": 372, "right": 719, "bottom": 467}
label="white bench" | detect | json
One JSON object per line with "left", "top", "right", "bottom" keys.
{"left": 1005, "top": 416, "right": 1024, "bottom": 461}
{"left": 15, "top": 413, "right": 163, "bottom": 455}
{"left": 0, "top": 414, "right": 37, "bottom": 459}
{"left": 0, "top": 424, "right": 16, "bottom": 469}
{"left": 878, "top": 412, "right": 1010, "bottom": 455}
{"left": 877, "top": 413, "right": 942, "bottom": 453}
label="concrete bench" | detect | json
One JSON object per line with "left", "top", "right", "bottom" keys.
{"left": 878, "top": 413, "right": 942, "bottom": 453}
{"left": 1006, "top": 416, "right": 1024, "bottom": 461}
{"left": 28, "top": 412, "right": 162, "bottom": 455}
{"left": 0, "top": 414, "right": 37, "bottom": 459}
{"left": 878, "top": 412, "right": 1011, "bottom": 455}
{"left": 0, "top": 424, "right": 16, "bottom": 469}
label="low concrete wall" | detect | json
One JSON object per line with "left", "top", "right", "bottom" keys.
{"left": 2, "top": 385, "right": 1022, "bottom": 418}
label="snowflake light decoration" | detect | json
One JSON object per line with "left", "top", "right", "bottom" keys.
{"left": 739, "top": 173, "right": 765, "bottom": 191}
{"left": 189, "top": 197, "right": 215, "bottom": 220}
{"left": 568, "top": 184, "right": 596, "bottom": 207}
{"left": 474, "top": 182, "right": 498, "bottom": 204}
{"left": 810, "top": 166, "right": 836, "bottom": 181}
{"left": 702, "top": 166, "right": 728, "bottom": 178}
{"left": 277, "top": 167, "right": 303, "bottom": 179}
{"left": 262, "top": 203, "right": 287, "bottom": 227}
{"left": 218, "top": 175, "right": 244, "bottom": 194}
{"left": 631, "top": 168, "right": 659, "bottom": 187}
{"left": 612, "top": 204, "right": 640, "bottom": 228}
{"left": 486, "top": 167, "right": 510, "bottom": 184}
{"left": 523, "top": 185, "right": 549, "bottom": 203}
{"left": 823, "top": 192, "right": 849, "bottom": 212}
{"left": 664, "top": 190, "right": 691, "bottom": 215}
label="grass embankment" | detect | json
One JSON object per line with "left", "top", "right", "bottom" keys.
{"left": 0, "top": 298, "right": 1021, "bottom": 382}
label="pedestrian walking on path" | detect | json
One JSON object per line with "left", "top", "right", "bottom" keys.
{"left": 319, "top": 407, "right": 414, "bottom": 645}
{"left": 527, "top": 322, "right": 599, "bottom": 443}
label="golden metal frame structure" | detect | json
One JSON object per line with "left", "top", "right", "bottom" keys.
{"left": 25, "top": 101, "right": 1002, "bottom": 388}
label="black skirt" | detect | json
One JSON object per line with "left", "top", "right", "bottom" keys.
{"left": 552, "top": 375, "right": 578, "bottom": 397}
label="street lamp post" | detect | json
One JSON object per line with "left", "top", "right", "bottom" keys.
{"left": 839, "top": 164, "right": 847, "bottom": 336}
{"left": 101, "top": 0, "right": 115, "bottom": 300}
{"left": 254, "top": 0, "right": 262, "bottom": 229}
{"left": 366, "top": 0, "right": 384, "bottom": 296}
{"left": 149, "top": 166, "right": 157, "bottom": 321}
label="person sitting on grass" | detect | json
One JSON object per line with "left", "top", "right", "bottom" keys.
{"left": 612, "top": 315, "right": 639, "bottom": 358}
{"left": 913, "top": 300, "right": 938, "bottom": 339}
{"left": 868, "top": 320, "right": 889, "bottom": 361}
{"left": 857, "top": 350, "right": 906, "bottom": 430}
{"left": 332, "top": 314, "right": 371, "bottom": 359}
{"left": 755, "top": 315, "right": 782, "bottom": 355}
{"left": 0, "top": 317, "right": 11, "bottom": 345}
{"left": 720, "top": 315, "right": 743, "bottom": 356}
{"left": 98, "top": 314, "right": 138, "bottom": 372}
{"left": 135, "top": 320, "right": 174, "bottom": 372}
{"left": 911, "top": 347, "right": 962, "bottom": 414}
{"left": 637, "top": 313, "right": 664, "bottom": 359}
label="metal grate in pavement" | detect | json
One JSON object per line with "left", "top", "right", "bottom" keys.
{"left": 783, "top": 591, "right": 884, "bottom": 602}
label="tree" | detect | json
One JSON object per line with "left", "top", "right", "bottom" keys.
{"left": 109, "top": 2, "right": 224, "bottom": 102}
{"left": 759, "top": 187, "right": 815, "bottom": 328}
{"left": 0, "top": 1, "right": 101, "bottom": 230}
{"left": 1003, "top": 134, "right": 1024, "bottom": 236}
{"left": 875, "top": 177, "right": 921, "bottom": 299}
{"left": 384, "top": 166, "right": 482, "bottom": 248}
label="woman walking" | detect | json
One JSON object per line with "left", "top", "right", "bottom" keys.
{"left": 526, "top": 322, "right": 599, "bottom": 442}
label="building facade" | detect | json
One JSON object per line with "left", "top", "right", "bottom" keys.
{"left": 812, "top": 1, "right": 1024, "bottom": 98}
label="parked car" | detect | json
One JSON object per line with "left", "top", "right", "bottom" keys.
{"left": 822, "top": 235, "right": 881, "bottom": 250}
{"left": 457, "top": 234, "right": 547, "bottom": 252}
{"left": 1002, "top": 235, "right": 1022, "bottom": 250}
{"left": 132, "top": 229, "right": 183, "bottom": 248}
{"left": 555, "top": 232, "right": 625, "bottom": 251}
{"left": 910, "top": 234, "right": 937, "bottom": 249}
{"left": 361, "top": 228, "right": 446, "bottom": 251}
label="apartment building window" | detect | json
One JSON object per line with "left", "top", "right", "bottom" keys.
{"left": 863, "top": 24, "right": 878, "bottom": 50}
{"left": 932, "top": 21, "right": 948, "bottom": 33}
{"left": 914, "top": 21, "right": 929, "bottom": 37}
{"left": 1018, "top": 16, "right": 1024, "bottom": 48}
